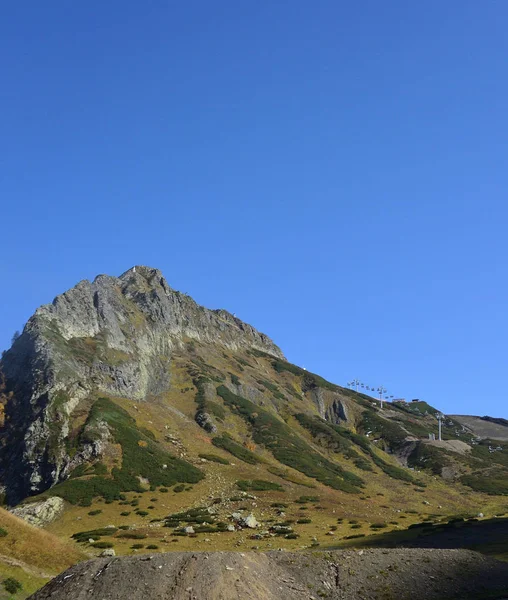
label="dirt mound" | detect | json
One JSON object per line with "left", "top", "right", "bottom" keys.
{"left": 29, "top": 549, "right": 508, "bottom": 600}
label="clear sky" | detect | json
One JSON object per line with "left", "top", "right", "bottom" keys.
{"left": 1, "top": 2, "right": 507, "bottom": 417}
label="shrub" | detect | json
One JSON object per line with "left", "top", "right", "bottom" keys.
{"left": 236, "top": 479, "right": 284, "bottom": 491}
{"left": 117, "top": 532, "right": 147, "bottom": 540}
{"left": 198, "top": 453, "right": 230, "bottom": 465}
{"left": 92, "top": 541, "right": 114, "bottom": 548}
{"left": 88, "top": 509, "right": 102, "bottom": 516}
{"left": 297, "top": 518, "right": 312, "bottom": 524}
{"left": 120, "top": 511, "right": 131, "bottom": 516}
{"left": 173, "top": 484, "right": 185, "bottom": 493}
{"left": 136, "top": 511, "right": 149, "bottom": 517}
{"left": 131, "top": 543, "right": 144, "bottom": 549}
{"left": 212, "top": 433, "right": 261, "bottom": 465}
{"left": 295, "top": 496, "right": 320, "bottom": 503}
{"left": 146, "top": 544, "right": 159, "bottom": 549}
{"left": 3, "top": 577, "right": 22, "bottom": 594}
{"left": 229, "top": 373, "right": 241, "bottom": 386}
{"left": 72, "top": 527, "right": 118, "bottom": 543}
{"left": 0, "top": 528, "right": 7, "bottom": 537}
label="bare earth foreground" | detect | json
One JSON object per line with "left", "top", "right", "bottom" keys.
{"left": 29, "top": 549, "right": 508, "bottom": 600}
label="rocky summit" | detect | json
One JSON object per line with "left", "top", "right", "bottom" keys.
{"left": 0, "top": 266, "right": 282, "bottom": 503}
{"left": 1, "top": 266, "right": 508, "bottom": 599}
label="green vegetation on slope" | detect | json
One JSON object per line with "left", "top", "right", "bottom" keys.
{"left": 296, "top": 413, "right": 415, "bottom": 483}
{"left": 216, "top": 386, "right": 364, "bottom": 493}
{"left": 47, "top": 398, "right": 203, "bottom": 505}
{"left": 211, "top": 433, "right": 262, "bottom": 465}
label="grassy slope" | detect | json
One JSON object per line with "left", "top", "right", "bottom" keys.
{"left": 0, "top": 508, "right": 85, "bottom": 599}
{"left": 24, "top": 344, "right": 503, "bottom": 564}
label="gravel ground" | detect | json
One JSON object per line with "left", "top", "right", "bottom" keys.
{"left": 29, "top": 548, "right": 508, "bottom": 600}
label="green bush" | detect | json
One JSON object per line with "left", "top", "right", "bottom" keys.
{"left": 120, "top": 511, "right": 131, "bottom": 516}
{"left": 297, "top": 518, "right": 312, "bottom": 524}
{"left": 295, "top": 495, "right": 319, "bottom": 503}
{"left": 92, "top": 541, "right": 114, "bottom": 548}
{"left": 229, "top": 373, "right": 241, "bottom": 386}
{"left": 3, "top": 577, "right": 22, "bottom": 594}
{"left": 72, "top": 527, "right": 118, "bottom": 543}
{"left": 212, "top": 433, "right": 261, "bottom": 465}
{"left": 173, "top": 484, "right": 185, "bottom": 493}
{"left": 117, "top": 532, "right": 147, "bottom": 540}
{"left": 146, "top": 544, "right": 159, "bottom": 549}
{"left": 88, "top": 509, "right": 102, "bottom": 516}
{"left": 236, "top": 479, "right": 284, "bottom": 491}
{"left": 131, "top": 543, "right": 144, "bottom": 549}
{"left": 0, "top": 527, "right": 7, "bottom": 537}
{"left": 198, "top": 453, "right": 230, "bottom": 465}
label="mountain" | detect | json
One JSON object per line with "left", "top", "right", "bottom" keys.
{"left": 1, "top": 266, "right": 507, "bottom": 572}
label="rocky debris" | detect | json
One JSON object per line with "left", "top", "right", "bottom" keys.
{"left": 10, "top": 496, "right": 64, "bottom": 527}
{"left": 184, "top": 526, "right": 195, "bottom": 534}
{"left": 99, "top": 549, "right": 115, "bottom": 557}
{"left": 28, "top": 549, "right": 508, "bottom": 600}
{"left": 241, "top": 514, "right": 259, "bottom": 529}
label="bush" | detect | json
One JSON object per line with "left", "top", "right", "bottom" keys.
{"left": 297, "top": 518, "right": 312, "bottom": 524}
{"left": 117, "top": 532, "right": 147, "bottom": 539}
{"left": 198, "top": 453, "right": 230, "bottom": 465}
{"left": 146, "top": 544, "right": 159, "bottom": 549}
{"left": 120, "top": 511, "right": 131, "bottom": 516}
{"left": 131, "top": 543, "right": 144, "bottom": 549}
{"left": 0, "top": 527, "right": 7, "bottom": 537}
{"left": 88, "top": 509, "right": 102, "bottom": 516}
{"left": 212, "top": 433, "right": 261, "bottom": 465}
{"left": 136, "top": 511, "right": 149, "bottom": 517}
{"left": 72, "top": 527, "right": 118, "bottom": 543}
{"left": 3, "top": 577, "right": 22, "bottom": 594}
{"left": 229, "top": 373, "right": 241, "bottom": 386}
{"left": 295, "top": 495, "right": 320, "bottom": 503}
{"left": 173, "top": 484, "right": 185, "bottom": 493}
{"left": 92, "top": 541, "right": 114, "bottom": 548}
{"left": 236, "top": 479, "right": 284, "bottom": 491}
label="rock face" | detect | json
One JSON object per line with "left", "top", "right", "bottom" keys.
{"left": 0, "top": 266, "right": 283, "bottom": 504}
{"left": 9, "top": 496, "right": 64, "bottom": 527}
{"left": 27, "top": 549, "right": 508, "bottom": 600}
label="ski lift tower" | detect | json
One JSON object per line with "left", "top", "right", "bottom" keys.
{"left": 349, "top": 379, "right": 361, "bottom": 392}
{"left": 377, "top": 386, "right": 387, "bottom": 409}
{"left": 437, "top": 413, "right": 444, "bottom": 441}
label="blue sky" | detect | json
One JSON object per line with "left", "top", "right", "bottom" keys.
{"left": 1, "top": 2, "right": 507, "bottom": 416}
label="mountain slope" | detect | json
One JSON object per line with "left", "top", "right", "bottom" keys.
{"left": 0, "top": 507, "right": 84, "bottom": 599}
{"left": 0, "top": 266, "right": 507, "bottom": 566}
